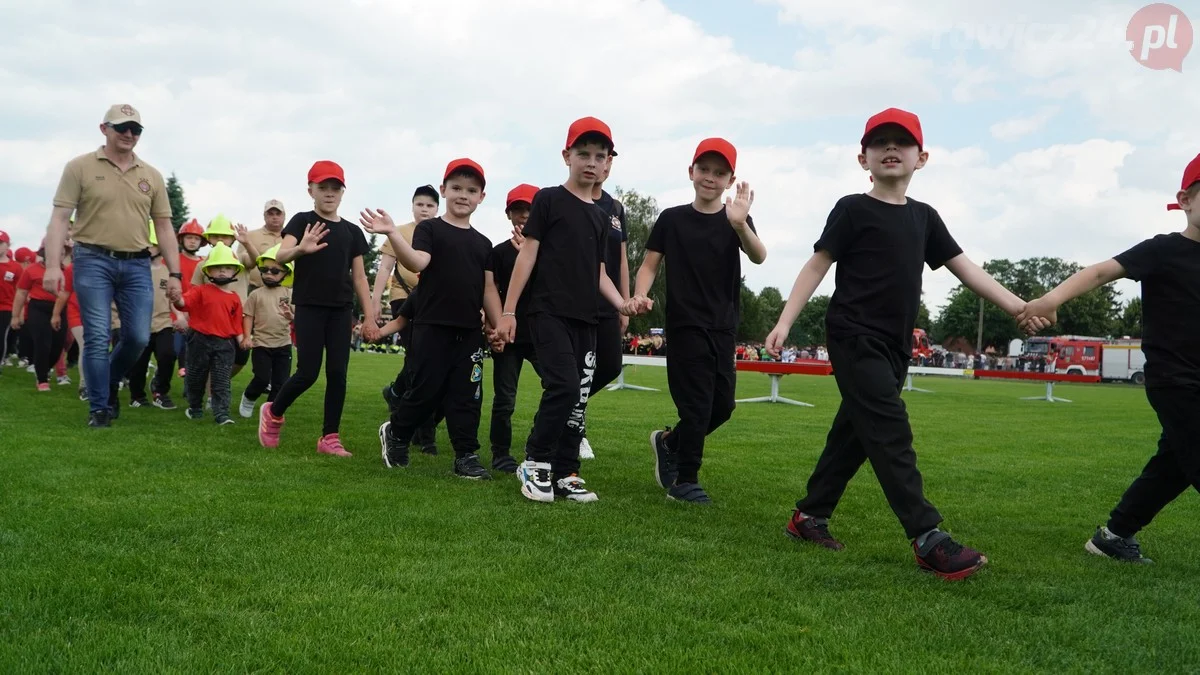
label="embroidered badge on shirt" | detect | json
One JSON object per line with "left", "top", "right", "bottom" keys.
{"left": 138, "top": 179, "right": 151, "bottom": 193}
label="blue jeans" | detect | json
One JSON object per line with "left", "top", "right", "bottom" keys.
{"left": 72, "top": 245, "right": 153, "bottom": 414}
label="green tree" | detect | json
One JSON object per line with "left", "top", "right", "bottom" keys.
{"left": 616, "top": 187, "right": 665, "bottom": 334}
{"left": 737, "top": 277, "right": 768, "bottom": 342}
{"left": 166, "top": 173, "right": 190, "bottom": 230}
{"left": 916, "top": 300, "right": 931, "bottom": 331}
{"left": 787, "top": 294, "right": 830, "bottom": 347}
{"left": 1115, "top": 297, "right": 1143, "bottom": 338}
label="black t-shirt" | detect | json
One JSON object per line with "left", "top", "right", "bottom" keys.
{"left": 646, "top": 204, "right": 755, "bottom": 332}
{"left": 487, "top": 240, "right": 531, "bottom": 344}
{"left": 594, "top": 190, "right": 628, "bottom": 319}
{"left": 282, "top": 211, "right": 370, "bottom": 308}
{"left": 816, "top": 194, "right": 962, "bottom": 356}
{"left": 522, "top": 185, "right": 609, "bottom": 324}
{"left": 1114, "top": 233, "right": 1200, "bottom": 388}
{"left": 409, "top": 218, "right": 492, "bottom": 329}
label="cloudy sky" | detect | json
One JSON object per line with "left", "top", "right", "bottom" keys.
{"left": 3, "top": 0, "right": 1196, "bottom": 315}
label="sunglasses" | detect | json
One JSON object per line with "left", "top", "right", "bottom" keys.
{"left": 108, "top": 122, "right": 144, "bottom": 136}
{"left": 259, "top": 267, "right": 286, "bottom": 275}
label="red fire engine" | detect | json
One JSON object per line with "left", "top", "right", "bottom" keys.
{"left": 912, "top": 328, "right": 933, "bottom": 362}
{"left": 1020, "top": 335, "right": 1146, "bottom": 384}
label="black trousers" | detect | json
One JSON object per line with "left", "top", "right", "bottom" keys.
{"left": 796, "top": 334, "right": 942, "bottom": 540}
{"left": 390, "top": 300, "right": 438, "bottom": 449}
{"left": 490, "top": 341, "right": 539, "bottom": 457}
{"left": 0, "top": 311, "right": 16, "bottom": 358}
{"left": 17, "top": 324, "right": 33, "bottom": 362}
{"left": 525, "top": 313, "right": 595, "bottom": 477}
{"left": 25, "top": 300, "right": 67, "bottom": 385}
{"left": 244, "top": 345, "right": 292, "bottom": 403}
{"left": 234, "top": 345, "right": 251, "bottom": 367}
{"left": 388, "top": 323, "right": 484, "bottom": 457}
{"left": 590, "top": 314, "right": 622, "bottom": 395}
{"left": 1107, "top": 386, "right": 1200, "bottom": 538}
{"left": 185, "top": 332, "right": 235, "bottom": 417}
{"left": 128, "top": 328, "right": 176, "bottom": 399}
{"left": 272, "top": 305, "right": 352, "bottom": 436}
{"left": 663, "top": 327, "right": 737, "bottom": 484}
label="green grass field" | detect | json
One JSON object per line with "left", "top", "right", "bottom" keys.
{"left": 2, "top": 354, "right": 1197, "bottom": 673}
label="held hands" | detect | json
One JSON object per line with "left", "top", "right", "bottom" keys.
{"left": 173, "top": 317, "right": 189, "bottom": 332}
{"left": 497, "top": 315, "right": 516, "bottom": 343}
{"left": 486, "top": 328, "right": 506, "bottom": 352}
{"left": 166, "top": 277, "right": 182, "bottom": 303}
{"left": 622, "top": 295, "right": 653, "bottom": 316}
{"left": 725, "top": 181, "right": 754, "bottom": 229}
{"left": 1016, "top": 297, "right": 1058, "bottom": 336}
{"left": 361, "top": 323, "right": 380, "bottom": 343}
{"left": 298, "top": 221, "right": 330, "bottom": 255}
{"left": 359, "top": 209, "right": 397, "bottom": 236}
{"left": 240, "top": 336, "right": 254, "bottom": 351}
{"left": 765, "top": 324, "right": 787, "bottom": 358}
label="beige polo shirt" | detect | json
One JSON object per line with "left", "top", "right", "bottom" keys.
{"left": 244, "top": 285, "right": 293, "bottom": 349}
{"left": 52, "top": 147, "right": 171, "bottom": 252}
{"left": 238, "top": 227, "right": 284, "bottom": 289}
{"left": 150, "top": 260, "right": 173, "bottom": 333}
{"left": 378, "top": 222, "right": 421, "bottom": 300}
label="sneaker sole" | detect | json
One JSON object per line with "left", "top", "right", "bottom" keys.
{"left": 1083, "top": 538, "right": 1150, "bottom": 563}
{"left": 916, "top": 556, "right": 988, "bottom": 581}
{"left": 783, "top": 523, "right": 845, "bottom": 551}
{"left": 379, "top": 422, "right": 402, "bottom": 468}
{"left": 455, "top": 472, "right": 492, "bottom": 481}
{"left": 561, "top": 493, "right": 600, "bottom": 503}
{"left": 520, "top": 483, "right": 554, "bottom": 503}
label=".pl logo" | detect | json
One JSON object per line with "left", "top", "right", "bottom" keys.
{"left": 1127, "top": 3, "right": 1192, "bottom": 71}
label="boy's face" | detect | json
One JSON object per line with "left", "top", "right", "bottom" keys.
{"left": 562, "top": 142, "right": 610, "bottom": 186}
{"left": 440, "top": 175, "right": 484, "bottom": 219}
{"left": 180, "top": 234, "right": 204, "bottom": 253}
{"left": 259, "top": 265, "right": 287, "bottom": 284}
{"left": 0, "top": 242, "right": 8, "bottom": 258}
{"left": 308, "top": 179, "right": 346, "bottom": 213}
{"left": 688, "top": 154, "right": 735, "bottom": 202}
{"left": 208, "top": 234, "right": 235, "bottom": 248}
{"left": 506, "top": 203, "right": 531, "bottom": 231}
{"left": 858, "top": 125, "right": 928, "bottom": 179}
{"left": 412, "top": 195, "right": 438, "bottom": 223}
{"left": 207, "top": 265, "right": 238, "bottom": 280}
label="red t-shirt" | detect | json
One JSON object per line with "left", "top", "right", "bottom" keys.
{"left": 178, "top": 284, "right": 243, "bottom": 338}
{"left": 17, "top": 263, "right": 62, "bottom": 303}
{"left": 179, "top": 255, "right": 201, "bottom": 294}
{"left": 63, "top": 266, "right": 80, "bottom": 315}
{"left": 0, "top": 259, "right": 21, "bottom": 311}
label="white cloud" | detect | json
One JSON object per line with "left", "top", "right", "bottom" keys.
{"left": 989, "top": 106, "right": 1061, "bottom": 141}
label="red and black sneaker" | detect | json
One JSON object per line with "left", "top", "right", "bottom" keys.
{"left": 913, "top": 530, "right": 987, "bottom": 580}
{"left": 785, "top": 510, "right": 845, "bottom": 551}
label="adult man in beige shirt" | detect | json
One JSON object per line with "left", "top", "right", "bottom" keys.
{"left": 44, "top": 104, "right": 183, "bottom": 428}
{"left": 239, "top": 199, "right": 286, "bottom": 291}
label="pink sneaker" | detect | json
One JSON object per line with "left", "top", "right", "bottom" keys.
{"left": 258, "top": 402, "right": 285, "bottom": 448}
{"left": 317, "top": 433, "right": 352, "bottom": 457}
{"left": 36, "top": 382, "right": 51, "bottom": 392}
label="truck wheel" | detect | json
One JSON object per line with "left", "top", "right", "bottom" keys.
{"left": 1132, "top": 372, "right": 1145, "bottom": 385}
{"left": 1067, "top": 367, "right": 1084, "bottom": 375}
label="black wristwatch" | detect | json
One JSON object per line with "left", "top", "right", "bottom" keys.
{"left": 169, "top": 272, "right": 183, "bottom": 280}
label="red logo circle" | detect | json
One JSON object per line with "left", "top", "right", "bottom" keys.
{"left": 1127, "top": 3, "right": 1193, "bottom": 71}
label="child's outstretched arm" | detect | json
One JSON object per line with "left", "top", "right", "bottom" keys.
{"left": 498, "top": 239, "right": 540, "bottom": 343}
{"left": 483, "top": 272, "right": 503, "bottom": 329}
{"left": 944, "top": 254, "right": 1027, "bottom": 317}
{"left": 377, "top": 315, "right": 407, "bottom": 340}
{"left": 1017, "top": 259, "right": 1127, "bottom": 332}
{"left": 765, "top": 250, "right": 834, "bottom": 357}
{"left": 629, "top": 250, "right": 663, "bottom": 314}
{"left": 726, "top": 181, "right": 767, "bottom": 264}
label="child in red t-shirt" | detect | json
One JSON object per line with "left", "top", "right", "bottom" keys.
{"left": 0, "top": 231, "right": 22, "bottom": 364}
{"left": 10, "top": 244, "right": 69, "bottom": 390}
{"left": 173, "top": 243, "right": 244, "bottom": 424}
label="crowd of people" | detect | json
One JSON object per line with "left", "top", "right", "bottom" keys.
{"left": 6, "top": 102, "right": 1199, "bottom": 579}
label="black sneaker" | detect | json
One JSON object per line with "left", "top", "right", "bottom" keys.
{"left": 378, "top": 421, "right": 409, "bottom": 468}
{"left": 109, "top": 384, "right": 120, "bottom": 420}
{"left": 185, "top": 408, "right": 204, "bottom": 420}
{"left": 77, "top": 388, "right": 88, "bottom": 402}
{"left": 130, "top": 398, "right": 150, "bottom": 408}
{"left": 667, "top": 482, "right": 712, "bottom": 504}
{"left": 785, "top": 510, "right": 845, "bottom": 551}
{"left": 381, "top": 384, "right": 401, "bottom": 413}
{"left": 553, "top": 474, "right": 599, "bottom": 502}
{"left": 453, "top": 454, "right": 492, "bottom": 480}
{"left": 88, "top": 410, "right": 112, "bottom": 428}
{"left": 1086, "top": 526, "right": 1153, "bottom": 564}
{"left": 152, "top": 393, "right": 176, "bottom": 410}
{"left": 491, "top": 453, "right": 519, "bottom": 474}
{"left": 215, "top": 416, "right": 235, "bottom": 426}
{"left": 913, "top": 530, "right": 987, "bottom": 580}
{"left": 421, "top": 444, "right": 439, "bottom": 456}
{"left": 650, "top": 428, "right": 677, "bottom": 489}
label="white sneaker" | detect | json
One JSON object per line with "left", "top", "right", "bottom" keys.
{"left": 579, "top": 437, "right": 595, "bottom": 460}
{"left": 239, "top": 394, "right": 255, "bottom": 418}
{"left": 25, "top": 364, "right": 35, "bottom": 373}
{"left": 518, "top": 461, "right": 554, "bottom": 503}
{"left": 57, "top": 375, "right": 71, "bottom": 386}
{"left": 554, "top": 475, "right": 599, "bottom": 503}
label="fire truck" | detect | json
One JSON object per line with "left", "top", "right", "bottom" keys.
{"left": 912, "top": 328, "right": 933, "bottom": 363}
{"left": 1020, "top": 335, "right": 1146, "bottom": 384}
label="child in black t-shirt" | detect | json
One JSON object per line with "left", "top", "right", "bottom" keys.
{"left": 765, "top": 108, "right": 1033, "bottom": 580}
{"left": 258, "top": 160, "right": 376, "bottom": 457}
{"left": 486, "top": 184, "right": 540, "bottom": 475}
{"left": 1018, "top": 153, "right": 1200, "bottom": 565}
{"left": 628, "top": 138, "right": 766, "bottom": 504}
{"left": 496, "top": 117, "right": 630, "bottom": 504}
{"left": 360, "top": 158, "right": 501, "bottom": 479}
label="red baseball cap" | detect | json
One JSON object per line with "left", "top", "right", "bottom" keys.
{"left": 693, "top": 138, "right": 737, "bottom": 172}
{"left": 861, "top": 108, "right": 924, "bottom": 151}
{"left": 1167, "top": 152, "right": 1200, "bottom": 211}
{"left": 505, "top": 184, "right": 539, "bottom": 210}
{"left": 0, "top": 230, "right": 9, "bottom": 244}
{"left": 443, "top": 158, "right": 486, "bottom": 188}
{"left": 307, "top": 160, "right": 345, "bottom": 186}
{"left": 565, "top": 117, "right": 616, "bottom": 155}
{"left": 15, "top": 247, "right": 34, "bottom": 263}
